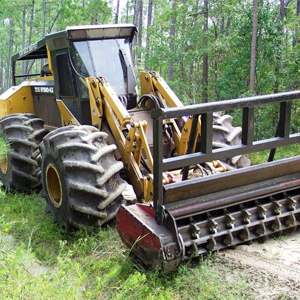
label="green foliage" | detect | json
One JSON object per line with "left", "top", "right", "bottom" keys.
{"left": 1, "top": 0, "right": 300, "bottom": 102}
{"left": 0, "top": 137, "right": 10, "bottom": 163}
{"left": 0, "top": 0, "right": 113, "bottom": 92}
{"left": 0, "top": 2, "right": 299, "bottom": 298}
{"left": 1, "top": 0, "right": 300, "bottom": 138}
{"left": 58, "top": 0, "right": 111, "bottom": 28}
{"left": 0, "top": 191, "right": 251, "bottom": 299}
{"left": 246, "top": 143, "right": 300, "bottom": 165}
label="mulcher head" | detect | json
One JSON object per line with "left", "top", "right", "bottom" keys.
{"left": 117, "top": 91, "right": 300, "bottom": 272}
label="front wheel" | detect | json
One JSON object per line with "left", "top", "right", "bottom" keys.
{"left": 40, "top": 125, "right": 127, "bottom": 231}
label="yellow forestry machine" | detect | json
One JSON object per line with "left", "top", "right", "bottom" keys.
{"left": 0, "top": 24, "right": 299, "bottom": 272}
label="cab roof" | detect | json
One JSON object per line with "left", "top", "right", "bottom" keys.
{"left": 12, "top": 24, "right": 137, "bottom": 62}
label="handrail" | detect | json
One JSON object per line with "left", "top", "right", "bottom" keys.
{"left": 152, "top": 91, "right": 300, "bottom": 224}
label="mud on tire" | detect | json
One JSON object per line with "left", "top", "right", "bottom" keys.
{"left": 0, "top": 113, "right": 49, "bottom": 192}
{"left": 40, "top": 125, "right": 127, "bottom": 231}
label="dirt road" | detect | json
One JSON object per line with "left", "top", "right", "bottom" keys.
{"left": 214, "top": 232, "right": 300, "bottom": 299}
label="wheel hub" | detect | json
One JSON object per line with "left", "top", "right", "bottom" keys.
{"left": 46, "top": 164, "right": 62, "bottom": 208}
{"left": 0, "top": 155, "right": 8, "bottom": 175}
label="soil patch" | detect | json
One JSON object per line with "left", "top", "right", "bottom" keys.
{"left": 213, "top": 232, "right": 300, "bottom": 299}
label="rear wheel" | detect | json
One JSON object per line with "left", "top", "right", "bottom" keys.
{"left": 0, "top": 113, "right": 49, "bottom": 192}
{"left": 40, "top": 125, "right": 127, "bottom": 231}
{"left": 212, "top": 112, "right": 251, "bottom": 168}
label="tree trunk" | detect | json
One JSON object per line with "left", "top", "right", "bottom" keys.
{"left": 48, "top": 11, "right": 60, "bottom": 33}
{"left": 179, "top": 0, "right": 187, "bottom": 85}
{"left": 249, "top": 0, "right": 258, "bottom": 94}
{"left": 189, "top": 0, "right": 199, "bottom": 101}
{"left": 225, "top": 17, "right": 231, "bottom": 36}
{"left": 136, "top": 0, "right": 143, "bottom": 66}
{"left": 211, "top": 19, "right": 218, "bottom": 100}
{"left": 145, "top": 0, "right": 153, "bottom": 70}
{"left": 115, "top": 0, "right": 120, "bottom": 24}
{"left": 133, "top": 0, "right": 139, "bottom": 25}
{"left": 202, "top": 0, "right": 208, "bottom": 103}
{"left": 126, "top": 0, "right": 129, "bottom": 23}
{"left": 292, "top": 0, "right": 300, "bottom": 89}
{"left": 168, "top": 0, "right": 176, "bottom": 80}
{"left": 6, "top": 18, "right": 13, "bottom": 90}
{"left": 138, "top": 0, "right": 143, "bottom": 48}
{"left": 294, "top": 0, "right": 300, "bottom": 46}
{"left": 0, "top": 45, "right": 3, "bottom": 92}
{"left": 43, "top": 0, "right": 46, "bottom": 39}
{"left": 274, "top": 0, "right": 284, "bottom": 93}
{"left": 275, "top": 0, "right": 291, "bottom": 23}
{"left": 274, "top": 0, "right": 291, "bottom": 92}
{"left": 132, "top": 0, "right": 140, "bottom": 63}
{"left": 189, "top": 62, "right": 195, "bottom": 103}
{"left": 25, "top": 0, "right": 35, "bottom": 74}
{"left": 195, "top": 0, "right": 199, "bottom": 14}
{"left": 220, "top": 17, "right": 225, "bottom": 34}
{"left": 41, "top": 0, "right": 47, "bottom": 69}
{"left": 28, "top": 0, "right": 35, "bottom": 46}
{"left": 297, "top": 0, "right": 300, "bottom": 26}
{"left": 22, "top": 1, "right": 26, "bottom": 75}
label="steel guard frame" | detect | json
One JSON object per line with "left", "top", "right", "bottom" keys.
{"left": 152, "top": 90, "right": 300, "bottom": 224}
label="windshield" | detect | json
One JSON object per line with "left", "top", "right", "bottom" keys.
{"left": 72, "top": 39, "right": 133, "bottom": 95}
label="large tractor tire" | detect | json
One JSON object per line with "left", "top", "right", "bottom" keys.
{"left": 0, "top": 113, "right": 49, "bottom": 192}
{"left": 40, "top": 125, "right": 127, "bottom": 231}
{"left": 212, "top": 112, "right": 251, "bottom": 168}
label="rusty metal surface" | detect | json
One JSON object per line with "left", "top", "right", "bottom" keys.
{"left": 163, "top": 156, "right": 300, "bottom": 205}
{"left": 170, "top": 186, "right": 300, "bottom": 258}
{"left": 117, "top": 179, "right": 300, "bottom": 271}
{"left": 166, "top": 175, "right": 300, "bottom": 218}
{"left": 117, "top": 204, "right": 182, "bottom": 272}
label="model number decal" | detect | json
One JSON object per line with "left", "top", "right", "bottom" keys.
{"left": 34, "top": 87, "right": 54, "bottom": 93}
{"left": 19, "top": 43, "right": 38, "bottom": 57}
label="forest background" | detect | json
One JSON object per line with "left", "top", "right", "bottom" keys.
{"left": 0, "top": 2, "right": 300, "bottom": 298}
{"left": 0, "top": 0, "right": 300, "bottom": 137}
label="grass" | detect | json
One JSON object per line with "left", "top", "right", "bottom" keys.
{"left": 4, "top": 134, "right": 295, "bottom": 299}
{"left": 0, "top": 190, "right": 252, "bottom": 300}
{"left": 247, "top": 144, "right": 300, "bottom": 165}
{"left": 0, "top": 137, "right": 10, "bottom": 162}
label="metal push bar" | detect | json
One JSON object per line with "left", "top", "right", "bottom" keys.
{"left": 152, "top": 91, "right": 300, "bottom": 224}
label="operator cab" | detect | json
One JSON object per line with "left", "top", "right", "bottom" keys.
{"left": 66, "top": 24, "right": 138, "bottom": 110}
{"left": 70, "top": 37, "right": 137, "bottom": 109}
{"left": 11, "top": 24, "right": 138, "bottom": 126}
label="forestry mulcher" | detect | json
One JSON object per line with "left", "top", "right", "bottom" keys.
{"left": 0, "top": 24, "right": 299, "bottom": 272}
